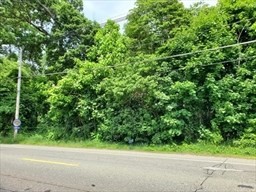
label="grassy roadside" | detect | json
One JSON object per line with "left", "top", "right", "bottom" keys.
{"left": 1, "top": 134, "right": 255, "bottom": 159}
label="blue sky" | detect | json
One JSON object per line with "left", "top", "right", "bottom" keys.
{"left": 83, "top": 0, "right": 218, "bottom": 23}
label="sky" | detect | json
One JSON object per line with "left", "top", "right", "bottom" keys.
{"left": 83, "top": 0, "right": 218, "bottom": 24}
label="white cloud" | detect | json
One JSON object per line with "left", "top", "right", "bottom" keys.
{"left": 83, "top": 0, "right": 218, "bottom": 23}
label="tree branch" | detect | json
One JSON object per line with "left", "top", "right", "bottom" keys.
{"left": 24, "top": 19, "right": 50, "bottom": 36}
{"left": 36, "top": 0, "right": 58, "bottom": 24}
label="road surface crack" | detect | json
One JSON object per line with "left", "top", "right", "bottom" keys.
{"left": 194, "top": 158, "right": 228, "bottom": 192}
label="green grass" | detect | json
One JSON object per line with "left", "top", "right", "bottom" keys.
{"left": 1, "top": 134, "right": 255, "bottom": 159}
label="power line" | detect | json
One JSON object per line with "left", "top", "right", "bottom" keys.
{"left": 152, "top": 39, "right": 256, "bottom": 60}
{"left": 5, "top": 55, "right": 256, "bottom": 86}
{"left": 8, "top": 38, "right": 256, "bottom": 78}
{"left": 34, "top": 55, "right": 256, "bottom": 77}
{"left": 100, "top": 15, "right": 127, "bottom": 27}
{"left": 104, "top": 39, "right": 256, "bottom": 70}
{"left": 39, "top": 71, "right": 68, "bottom": 76}
{"left": 35, "top": 38, "right": 256, "bottom": 76}
{"left": 180, "top": 55, "right": 256, "bottom": 70}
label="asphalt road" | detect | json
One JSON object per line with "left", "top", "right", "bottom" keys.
{"left": 0, "top": 144, "right": 255, "bottom": 192}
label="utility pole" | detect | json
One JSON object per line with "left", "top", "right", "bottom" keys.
{"left": 13, "top": 47, "right": 22, "bottom": 138}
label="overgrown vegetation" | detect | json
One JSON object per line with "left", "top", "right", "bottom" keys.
{"left": 0, "top": 0, "right": 255, "bottom": 151}
{"left": 0, "top": 134, "right": 255, "bottom": 158}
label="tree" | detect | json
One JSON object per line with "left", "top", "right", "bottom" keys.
{"left": 46, "top": 0, "right": 99, "bottom": 74}
{"left": 125, "top": 0, "right": 188, "bottom": 54}
{"left": 45, "top": 21, "right": 128, "bottom": 140}
{"left": 96, "top": 55, "right": 159, "bottom": 143}
{"left": 88, "top": 20, "right": 129, "bottom": 65}
{"left": 0, "top": 0, "right": 56, "bottom": 63}
{"left": 0, "top": 0, "right": 98, "bottom": 74}
{"left": 218, "top": 0, "right": 256, "bottom": 43}
{"left": 208, "top": 0, "right": 256, "bottom": 140}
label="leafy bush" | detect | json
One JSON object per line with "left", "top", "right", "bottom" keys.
{"left": 233, "top": 128, "right": 256, "bottom": 148}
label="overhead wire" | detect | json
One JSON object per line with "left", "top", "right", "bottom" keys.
{"left": 34, "top": 55, "right": 256, "bottom": 78}
{"left": 180, "top": 55, "right": 256, "bottom": 70}
{"left": 2, "top": 14, "right": 255, "bottom": 78}
{"left": 5, "top": 38, "right": 256, "bottom": 80}
{"left": 32, "top": 14, "right": 256, "bottom": 77}
{"left": 35, "top": 38, "right": 256, "bottom": 76}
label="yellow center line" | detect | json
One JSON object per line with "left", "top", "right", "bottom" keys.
{"left": 22, "top": 158, "right": 79, "bottom": 167}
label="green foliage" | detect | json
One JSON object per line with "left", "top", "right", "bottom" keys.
{"left": 125, "top": 0, "right": 188, "bottom": 53}
{"left": 198, "top": 128, "right": 223, "bottom": 144}
{"left": 233, "top": 128, "right": 256, "bottom": 148}
{"left": 0, "top": 0, "right": 255, "bottom": 148}
{"left": 46, "top": 0, "right": 99, "bottom": 73}
{"left": 45, "top": 22, "right": 128, "bottom": 140}
{"left": 46, "top": 61, "right": 100, "bottom": 139}
{"left": 0, "top": 0, "right": 98, "bottom": 74}
{"left": 160, "top": 81, "right": 200, "bottom": 142}
{"left": 0, "top": 58, "right": 17, "bottom": 135}
{"left": 98, "top": 76, "right": 158, "bottom": 143}
{"left": 0, "top": 57, "right": 49, "bottom": 135}
{"left": 88, "top": 20, "right": 129, "bottom": 65}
